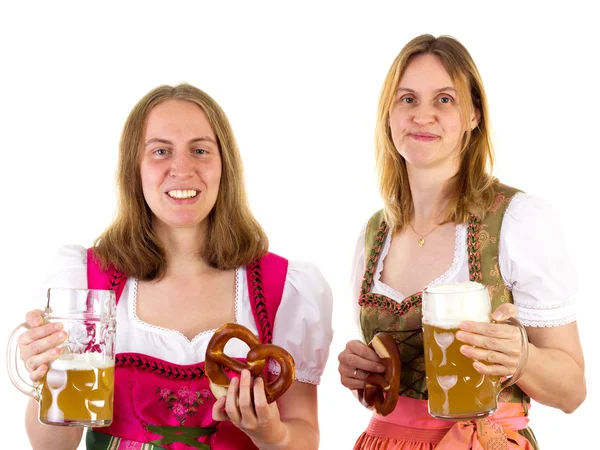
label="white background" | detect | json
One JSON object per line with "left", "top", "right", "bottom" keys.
{"left": 1, "top": 1, "right": 597, "bottom": 449}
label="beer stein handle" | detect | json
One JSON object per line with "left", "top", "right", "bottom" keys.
{"left": 6, "top": 323, "right": 40, "bottom": 401}
{"left": 499, "top": 317, "right": 529, "bottom": 390}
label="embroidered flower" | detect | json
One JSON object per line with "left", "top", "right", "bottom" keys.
{"left": 172, "top": 403, "right": 186, "bottom": 416}
{"left": 159, "top": 388, "right": 170, "bottom": 400}
{"left": 177, "top": 386, "right": 192, "bottom": 398}
{"left": 156, "top": 386, "right": 212, "bottom": 425}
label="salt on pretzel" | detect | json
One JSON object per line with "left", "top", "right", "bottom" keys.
{"left": 205, "top": 323, "right": 295, "bottom": 403}
{"left": 358, "top": 332, "right": 401, "bottom": 416}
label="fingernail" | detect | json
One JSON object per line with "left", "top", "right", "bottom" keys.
{"left": 459, "top": 322, "right": 469, "bottom": 331}
{"left": 57, "top": 332, "right": 67, "bottom": 339}
{"left": 51, "top": 348, "right": 60, "bottom": 356}
{"left": 242, "top": 370, "right": 249, "bottom": 379}
{"left": 456, "top": 331, "right": 465, "bottom": 341}
{"left": 53, "top": 323, "right": 62, "bottom": 331}
{"left": 493, "top": 312, "right": 503, "bottom": 320}
{"left": 376, "top": 365, "right": 385, "bottom": 372}
{"left": 459, "top": 345, "right": 468, "bottom": 355}
{"left": 231, "top": 377, "right": 239, "bottom": 386}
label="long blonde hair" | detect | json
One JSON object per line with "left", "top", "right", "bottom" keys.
{"left": 94, "top": 83, "right": 268, "bottom": 280}
{"left": 375, "top": 34, "right": 497, "bottom": 231}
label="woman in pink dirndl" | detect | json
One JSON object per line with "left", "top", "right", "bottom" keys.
{"left": 337, "top": 34, "right": 586, "bottom": 449}
{"left": 17, "top": 84, "right": 333, "bottom": 450}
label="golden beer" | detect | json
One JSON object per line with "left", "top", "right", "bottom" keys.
{"left": 8, "top": 289, "right": 117, "bottom": 427}
{"left": 422, "top": 281, "right": 496, "bottom": 420}
{"left": 423, "top": 323, "right": 499, "bottom": 419}
{"left": 38, "top": 355, "right": 115, "bottom": 427}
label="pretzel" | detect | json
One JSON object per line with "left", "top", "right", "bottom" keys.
{"left": 358, "top": 332, "right": 401, "bottom": 416}
{"left": 205, "top": 323, "right": 295, "bottom": 403}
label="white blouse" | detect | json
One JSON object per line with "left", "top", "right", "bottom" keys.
{"left": 351, "top": 193, "right": 577, "bottom": 327}
{"left": 38, "top": 245, "right": 334, "bottom": 385}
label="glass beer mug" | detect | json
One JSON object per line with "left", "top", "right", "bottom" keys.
{"left": 422, "top": 281, "right": 528, "bottom": 420}
{"left": 7, "top": 288, "right": 117, "bottom": 427}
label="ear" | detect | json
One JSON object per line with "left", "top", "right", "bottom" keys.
{"left": 470, "top": 107, "right": 481, "bottom": 131}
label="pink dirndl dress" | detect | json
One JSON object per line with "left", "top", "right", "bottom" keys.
{"left": 85, "top": 249, "right": 289, "bottom": 450}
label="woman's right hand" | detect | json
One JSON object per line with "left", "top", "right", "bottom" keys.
{"left": 338, "top": 340, "right": 385, "bottom": 390}
{"left": 17, "top": 310, "right": 67, "bottom": 382}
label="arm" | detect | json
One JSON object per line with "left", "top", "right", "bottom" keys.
{"left": 458, "top": 305, "right": 586, "bottom": 414}
{"left": 26, "top": 398, "right": 83, "bottom": 450}
{"left": 517, "top": 322, "right": 586, "bottom": 413}
{"left": 270, "top": 380, "right": 320, "bottom": 450}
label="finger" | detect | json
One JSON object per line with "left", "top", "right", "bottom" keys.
{"left": 29, "top": 363, "right": 49, "bottom": 384}
{"left": 458, "top": 322, "right": 521, "bottom": 342}
{"left": 472, "top": 361, "right": 515, "bottom": 378}
{"left": 19, "top": 330, "right": 68, "bottom": 362}
{"left": 460, "top": 345, "right": 519, "bottom": 369}
{"left": 456, "top": 330, "right": 521, "bottom": 356}
{"left": 345, "top": 340, "right": 385, "bottom": 364}
{"left": 238, "top": 370, "right": 257, "bottom": 428}
{"left": 26, "top": 347, "right": 62, "bottom": 377}
{"left": 340, "top": 365, "right": 369, "bottom": 380}
{"left": 492, "top": 303, "right": 518, "bottom": 321}
{"left": 225, "top": 377, "right": 241, "bottom": 424}
{"left": 18, "top": 322, "right": 64, "bottom": 347}
{"left": 253, "top": 377, "right": 272, "bottom": 423}
{"left": 341, "top": 375, "right": 368, "bottom": 390}
{"left": 25, "top": 310, "right": 45, "bottom": 327}
{"left": 212, "top": 396, "right": 230, "bottom": 422}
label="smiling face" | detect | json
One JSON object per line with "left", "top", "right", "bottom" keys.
{"left": 139, "top": 99, "right": 222, "bottom": 232}
{"left": 389, "top": 53, "right": 479, "bottom": 172}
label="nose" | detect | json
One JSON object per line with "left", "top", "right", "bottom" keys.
{"left": 412, "top": 103, "right": 436, "bottom": 126}
{"left": 169, "top": 151, "right": 193, "bottom": 179}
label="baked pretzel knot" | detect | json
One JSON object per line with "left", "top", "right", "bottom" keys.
{"left": 205, "top": 323, "right": 295, "bottom": 403}
{"left": 358, "top": 332, "right": 401, "bottom": 416}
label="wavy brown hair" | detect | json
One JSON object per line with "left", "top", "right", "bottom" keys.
{"left": 93, "top": 84, "right": 268, "bottom": 280}
{"left": 375, "top": 34, "right": 497, "bottom": 232}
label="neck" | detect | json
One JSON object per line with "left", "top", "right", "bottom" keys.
{"left": 153, "top": 220, "right": 212, "bottom": 277}
{"left": 407, "top": 161, "right": 458, "bottom": 226}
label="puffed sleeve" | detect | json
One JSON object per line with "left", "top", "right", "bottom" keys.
{"left": 270, "top": 261, "right": 333, "bottom": 384}
{"left": 499, "top": 193, "right": 577, "bottom": 327}
{"left": 34, "top": 245, "right": 88, "bottom": 302}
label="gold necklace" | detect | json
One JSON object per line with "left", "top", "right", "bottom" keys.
{"left": 408, "top": 222, "right": 441, "bottom": 247}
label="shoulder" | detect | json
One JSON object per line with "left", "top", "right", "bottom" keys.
{"left": 284, "top": 259, "right": 332, "bottom": 300}
{"left": 51, "top": 244, "right": 88, "bottom": 270}
{"left": 41, "top": 245, "right": 89, "bottom": 290}
{"left": 503, "top": 192, "right": 560, "bottom": 227}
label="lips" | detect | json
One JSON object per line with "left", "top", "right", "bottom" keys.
{"left": 409, "top": 132, "right": 439, "bottom": 141}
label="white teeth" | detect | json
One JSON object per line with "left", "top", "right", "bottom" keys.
{"left": 168, "top": 190, "right": 197, "bottom": 199}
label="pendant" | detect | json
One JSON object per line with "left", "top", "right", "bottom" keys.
{"left": 418, "top": 237, "right": 425, "bottom": 247}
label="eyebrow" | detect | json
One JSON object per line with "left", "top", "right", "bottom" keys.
{"left": 144, "top": 136, "right": 218, "bottom": 147}
{"left": 397, "top": 86, "right": 457, "bottom": 94}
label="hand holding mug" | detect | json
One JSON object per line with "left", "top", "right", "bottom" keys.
{"left": 16, "top": 309, "right": 68, "bottom": 384}
{"left": 456, "top": 302, "right": 528, "bottom": 379}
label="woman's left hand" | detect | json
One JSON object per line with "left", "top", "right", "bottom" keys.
{"left": 456, "top": 303, "right": 526, "bottom": 378}
{"left": 212, "top": 369, "right": 288, "bottom": 449}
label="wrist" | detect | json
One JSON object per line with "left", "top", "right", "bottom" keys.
{"left": 254, "top": 423, "right": 289, "bottom": 450}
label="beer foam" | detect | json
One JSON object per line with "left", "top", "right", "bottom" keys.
{"left": 422, "top": 281, "right": 491, "bottom": 328}
{"left": 50, "top": 353, "right": 115, "bottom": 371}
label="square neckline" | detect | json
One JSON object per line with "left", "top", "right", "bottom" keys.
{"left": 129, "top": 267, "right": 243, "bottom": 344}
